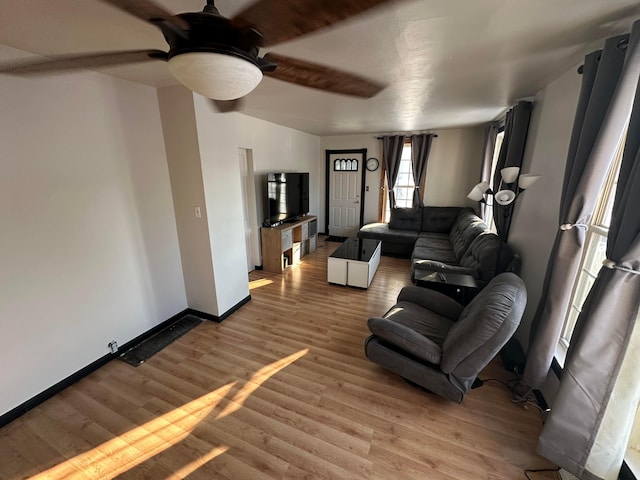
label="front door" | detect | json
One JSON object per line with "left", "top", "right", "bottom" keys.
{"left": 326, "top": 149, "right": 366, "bottom": 237}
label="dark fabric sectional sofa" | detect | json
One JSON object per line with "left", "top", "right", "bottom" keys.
{"left": 357, "top": 206, "right": 517, "bottom": 284}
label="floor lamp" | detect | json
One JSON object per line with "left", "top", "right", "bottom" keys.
{"left": 467, "top": 167, "right": 540, "bottom": 242}
{"left": 468, "top": 167, "right": 541, "bottom": 377}
{"left": 467, "top": 167, "right": 540, "bottom": 275}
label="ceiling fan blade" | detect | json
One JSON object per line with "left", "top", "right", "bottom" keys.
{"left": 232, "top": 0, "right": 394, "bottom": 47}
{"left": 211, "top": 98, "right": 243, "bottom": 113}
{"left": 98, "top": 0, "right": 189, "bottom": 31}
{"left": 263, "top": 53, "right": 384, "bottom": 98}
{"left": 0, "top": 50, "right": 168, "bottom": 74}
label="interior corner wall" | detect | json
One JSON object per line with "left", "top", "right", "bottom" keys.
{"left": 157, "top": 86, "right": 218, "bottom": 315}
{"left": 508, "top": 64, "right": 582, "bottom": 349}
{"left": 0, "top": 46, "right": 187, "bottom": 417}
{"left": 190, "top": 97, "right": 320, "bottom": 312}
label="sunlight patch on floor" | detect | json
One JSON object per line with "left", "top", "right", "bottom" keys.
{"left": 216, "top": 348, "right": 309, "bottom": 419}
{"left": 171, "top": 445, "right": 229, "bottom": 479}
{"left": 31, "top": 348, "right": 309, "bottom": 479}
{"left": 249, "top": 278, "right": 273, "bottom": 290}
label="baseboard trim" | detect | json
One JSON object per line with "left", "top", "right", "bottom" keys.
{"left": 0, "top": 295, "right": 255, "bottom": 429}
{"left": 0, "top": 307, "right": 193, "bottom": 429}
{"left": 217, "top": 295, "right": 252, "bottom": 322}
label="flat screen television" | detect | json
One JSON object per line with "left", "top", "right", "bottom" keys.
{"left": 265, "top": 172, "right": 309, "bottom": 226}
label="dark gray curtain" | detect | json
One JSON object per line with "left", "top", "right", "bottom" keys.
{"left": 382, "top": 135, "right": 406, "bottom": 208}
{"left": 479, "top": 123, "right": 500, "bottom": 220}
{"left": 491, "top": 101, "right": 533, "bottom": 240}
{"left": 410, "top": 134, "right": 434, "bottom": 208}
{"left": 522, "top": 33, "right": 632, "bottom": 390}
{"left": 538, "top": 25, "right": 640, "bottom": 479}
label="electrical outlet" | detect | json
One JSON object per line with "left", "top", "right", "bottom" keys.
{"left": 108, "top": 341, "right": 118, "bottom": 354}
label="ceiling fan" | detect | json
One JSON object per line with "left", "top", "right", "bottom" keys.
{"left": 0, "top": 0, "right": 390, "bottom": 111}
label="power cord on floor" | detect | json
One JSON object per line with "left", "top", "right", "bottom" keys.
{"left": 475, "top": 377, "right": 519, "bottom": 390}
{"left": 475, "top": 375, "right": 559, "bottom": 479}
{"left": 477, "top": 371, "right": 549, "bottom": 413}
{"left": 524, "top": 467, "right": 560, "bottom": 479}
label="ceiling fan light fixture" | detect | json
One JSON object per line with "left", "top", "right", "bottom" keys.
{"left": 168, "top": 51, "right": 263, "bottom": 101}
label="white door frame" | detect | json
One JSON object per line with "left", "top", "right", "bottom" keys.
{"left": 325, "top": 148, "right": 367, "bottom": 236}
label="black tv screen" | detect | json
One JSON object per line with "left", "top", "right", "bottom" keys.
{"left": 266, "top": 172, "right": 309, "bottom": 226}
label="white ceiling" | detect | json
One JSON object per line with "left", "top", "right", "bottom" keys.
{"left": 1, "top": 0, "right": 640, "bottom": 136}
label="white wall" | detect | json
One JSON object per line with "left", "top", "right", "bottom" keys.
{"left": 320, "top": 127, "right": 485, "bottom": 228}
{"left": 0, "top": 48, "right": 186, "bottom": 416}
{"left": 509, "top": 64, "right": 582, "bottom": 348}
{"left": 424, "top": 127, "right": 486, "bottom": 208}
{"left": 191, "top": 97, "right": 321, "bottom": 300}
{"left": 157, "top": 86, "right": 218, "bottom": 315}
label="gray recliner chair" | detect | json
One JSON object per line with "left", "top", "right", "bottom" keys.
{"left": 365, "top": 272, "right": 526, "bottom": 403}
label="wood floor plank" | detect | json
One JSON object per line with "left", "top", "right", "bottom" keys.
{"left": 0, "top": 240, "right": 554, "bottom": 479}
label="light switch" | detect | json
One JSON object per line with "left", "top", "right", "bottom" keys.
{"left": 194, "top": 206, "right": 201, "bottom": 218}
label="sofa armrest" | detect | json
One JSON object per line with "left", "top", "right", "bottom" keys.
{"left": 368, "top": 317, "right": 442, "bottom": 364}
{"left": 397, "top": 286, "right": 464, "bottom": 320}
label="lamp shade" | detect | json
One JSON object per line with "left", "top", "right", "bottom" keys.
{"left": 518, "top": 174, "right": 541, "bottom": 189}
{"left": 467, "top": 186, "right": 485, "bottom": 201}
{"left": 494, "top": 189, "right": 516, "bottom": 205}
{"left": 500, "top": 167, "right": 521, "bottom": 184}
{"left": 168, "top": 52, "right": 263, "bottom": 101}
{"left": 476, "top": 181, "right": 491, "bottom": 194}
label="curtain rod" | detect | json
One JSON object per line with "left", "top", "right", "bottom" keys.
{"left": 376, "top": 134, "right": 438, "bottom": 139}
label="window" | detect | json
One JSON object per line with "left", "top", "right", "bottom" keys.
{"left": 382, "top": 142, "right": 416, "bottom": 221}
{"left": 557, "top": 135, "right": 623, "bottom": 363}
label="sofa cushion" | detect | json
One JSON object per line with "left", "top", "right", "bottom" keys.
{"left": 415, "top": 233, "right": 452, "bottom": 249}
{"left": 383, "top": 300, "right": 455, "bottom": 346}
{"left": 368, "top": 317, "right": 443, "bottom": 364}
{"left": 420, "top": 207, "right": 467, "bottom": 233}
{"left": 389, "top": 207, "right": 423, "bottom": 231}
{"left": 358, "top": 223, "right": 418, "bottom": 245}
{"left": 416, "top": 232, "right": 451, "bottom": 245}
{"left": 459, "top": 232, "right": 502, "bottom": 282}
{"left": 411, "top": 237, "right": 458, "bottom": 265}
{"left": 449, "top": 210, "right": 488, "bottom": 258}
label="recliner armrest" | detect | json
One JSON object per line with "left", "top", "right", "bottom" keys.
{"left": 368, "top": 317, "right": 442, "bottom": 365}
{"left": 397, "top": 286, "right": 464, "bottom": 320}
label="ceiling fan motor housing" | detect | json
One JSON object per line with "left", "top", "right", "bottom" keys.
{"left": 163, "top": 11, "right": 277, "bottom": 100}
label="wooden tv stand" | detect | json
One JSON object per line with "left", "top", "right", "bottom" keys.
{"left": 261, "top": 216, "right": 318, "bottom": 273}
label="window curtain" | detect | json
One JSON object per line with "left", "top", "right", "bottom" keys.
{"left": 410, "top": 134, "right": 434, "bottom": 208}
{"left": 537, "top": 23, "right": 640, "bottom": 480}
{"left": 521, "top": 32, "right": 634, "bottom": 392}
{"left": 491, "top": 101, "right": 533, "bottom": 241}
{"left": 381, "top": 135, "right": 406, "bottom": 208}
{"left": 479, "top": 123, "right": 500, "bottom": 221}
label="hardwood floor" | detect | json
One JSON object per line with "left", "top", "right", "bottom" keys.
{"left": 0, "top": 236, "right": 557, "bottom": 479}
